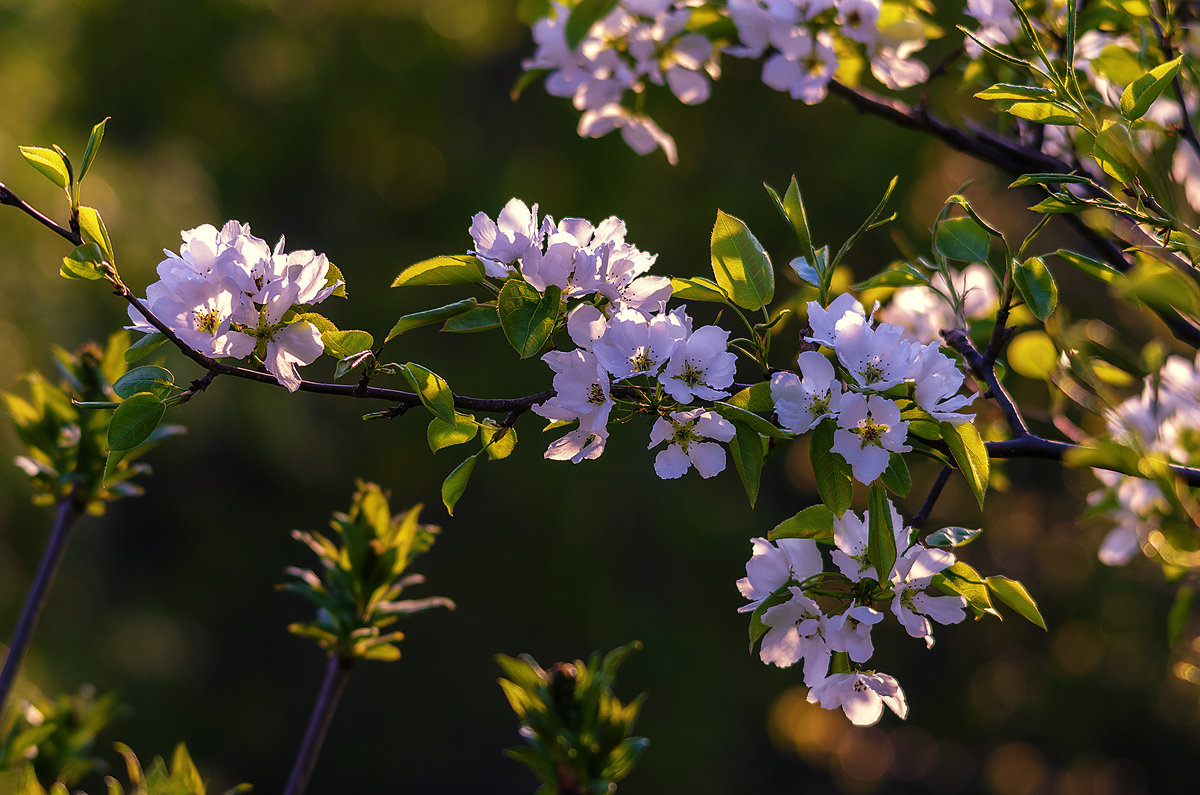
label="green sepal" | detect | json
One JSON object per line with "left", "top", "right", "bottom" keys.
{"left": 387, "top": 297, "right": 478, "bottom": 341}
{"left": 768, "top": 503, "right": 835, "bottom": 544}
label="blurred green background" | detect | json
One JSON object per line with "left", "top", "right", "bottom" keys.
{"left": 1, "top": 0, "right": 1198, "bottom": 792}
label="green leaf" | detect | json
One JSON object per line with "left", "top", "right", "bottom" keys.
{"left": 297, "top": 311, "right": 337, "bottom": 335}
{"left": 1013, "top": 256, "right": 1058, "bottom": 321}
{"left": 392, "top": 254, "right": 486, "bottom": 287}
{"left": 926, "top": 526, "right": 982, "bottom": 547}
{"left": 1004, "top": 101, "right": 1079, "bottom": 124}
{"left": 1120, "top": 55, "right": 1183, "bottom": 120}
{"left": 441, "top": 453, "right": 478, "bottom": 515}
{"left": 933, "top": 561, "right": 1000, "bottom": 619}
{"left": 80, "top": 116, "right": 110, "bottom": 182}
{"left": 854, "top": 263, "right": 929, "bottom": 290}
{"left": 565, "top": 0, "right": 617, "bottom": 49}
{"left": 498, "top": 280, "right": 561, "bottom": 358}
{"left": 669, "top": 276, "right": 728, "bottom": 302}
{"left": 61, "top": 242, "right": 106, "bottom": 280}
{"left": 770, "top": 503, "right": 836, "bottom": 544}
{"left": 711, "top": 401, "right": 790, "bottom": 438}
{"left": 725, "top": 381, "right": 773, "bottom": 413}
{"left": 427, "top": 413, "right": 478, "bottom": 453}
{"left": 810, "top": 420, "right": 853, "bottom": 516}
{"left": 124, "top": 332, "right": 167, "bottom": 363}
{"left": 1008, "top": 172, "right": 1095, "bottom": 189}
{"left": 77, "top": 206, "right": 114, "bottom": 264}
{"left": 768, "top": 176, "right": 817, "bottom": 264}
{"left": 940, "top": 420, "right": 989, "bottom": 509}
{"left": 480, "top": 422, "right": 517, "bottom": 460}
{"left": 880, "top": 452, "right": 911, "bottom": 497}
{"left": 442, "top": 304, "right": 501, "bottom": 333}
{"left": 867, "top": 482, "right": 896, "bottom": 582}
{"left": 1029, "top": 195, "right": 1085, "bottom": 214}
{"left": 401, "top": 362, "right": 456, "bottom": 424}
{"left": 728, "top": 423, "right": 765, "bottom": 507}
{"left": 1062, "top": 439, "right": 1142, "bottom": 477}
{"left": 1053, "top": 249, "right": 1123, "bottom": 284}
{"left": 113, "top": 365, "right": 174, "bottom": 399}
{"left": 934, "top": 217, "right": 990, "bottom": 262}
{"left": 1119, "top": 260, "right": 1200, "bottom": 317}
{"left": 974, "top": 83, "right": 1057, "bottom": 102}
{"left": 710, "top": 210, "right": 774, "bottom": 311}
{"left": 1091, "top": 121, "right": 1138, "bottom": 183}
{"left": 107, "top": 392, "right": 166, "bottom": 451}
{"left": 321, "top": 329, "right": 374, "bottom": 359}
{"left": 18, "top": 145, "right": 70, "bottom": 189}
{"left": 386, "top": 297, "right": 479, "bottom": 341}
{"left": 986, "top": 576, "right": 1047, "bottom": 630}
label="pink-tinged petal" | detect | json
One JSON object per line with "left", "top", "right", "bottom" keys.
{"left": 688, "top": 441, "right": 727, "bottom": 478}
{"left": 759, "top": 624, "right": 804, "bottom": 667}
{"left": 567, "top": 304, "right": 607, "bottom": 349}
{"left": 778, "top": 538, "right": 822, "bottom": 581}
{"left": 648, "top": 417, "right": 674, "bottom": 448}
{"left": 665, "top": 65, "right": 710, "bottom": 105}
{"left": 694, "top": 412, "right": 736, "bottom": 442}
{"left": 545, "top": 428, "right": 606, "bottom": 463}
{"left": 851, "top": 445, "right": 890, "bottom": 484}
{"left": 841, "top": 688, "right": 885, "bottom": 727}
{"left": 654, "top": 445, "right": 690, "bottom": 479}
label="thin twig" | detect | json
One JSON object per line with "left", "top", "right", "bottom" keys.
{"left": 943, "top": 328, "right": 1030, "bottom": 437}
{"left": 283, "top": 654, "right": 354, "bottom": 795}
{"left": 0, "top": 182, "right": 82, "bottom": 246}
{"left": 0, "top": 494, "right": 86, "bottom": 714}
{"left": 910, "top": 466, "right": 952, "bottom": 531}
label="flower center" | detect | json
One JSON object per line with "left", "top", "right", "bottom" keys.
{"left": 853, "top": 417, "right": 888, "bottom": 448}
{"left": 677, "top": 361, "right": 704, "bottom": 387}
{"left": 194, "top": 308, "right": 222, "bottom": 336}
{"left": 587, "top": 384, "right": 606, "bottom": 405}
{"left": 629, "top": 348, "right": 657, "bottom": 373}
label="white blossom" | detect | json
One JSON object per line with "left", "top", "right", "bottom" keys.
{"left": 831, "top": 393, "right": 911, "bottom": 484}
{"left": 737, "top": 536, "right": 823, "bottom": 613}
{"left": 890, "top": 544, "right": 966, "bottom": 648}
{"left": 661, "top": 325, "right": 737, "bottom": 403}
{"left": 759, "top": 587, "right": 832, "bottom": 683}
{"left": 807, "top": 671, "right": 908, "bottom": 726}
{"left": 647, "top": 408, "right": 736, "bottom": 478}
{"left": 771, "top": 350, "right": 843, "bottom": 434}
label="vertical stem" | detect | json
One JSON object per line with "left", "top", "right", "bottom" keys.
{"left": 0, "top": 495, "right": 85, "bottom": 714}
{"left": 283, "top": 654, "right": 354, "bottom": 795}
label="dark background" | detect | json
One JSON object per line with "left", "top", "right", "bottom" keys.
{"left": 0, "top": 1, "right": 1197, "bottom": 793}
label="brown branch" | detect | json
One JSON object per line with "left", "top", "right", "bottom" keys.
{"left": 0, "top": 181, "right": 82, "bottom": 246}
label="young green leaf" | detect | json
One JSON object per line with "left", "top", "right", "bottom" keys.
{"left": 79, "top": 116, "right": 111, "bottom": 182}
{"left": 107, "top": 392, "right": 166, "bottom": 451}
{"left": 934, "top": 217, "right": 990, "bottom": 262}
{"left": 387, "top": 298, "right": 479, "bottom": 341}
{"left": 61, "top": 242, "right": 106, "bottom": 281}
{"left": 925, "top": 526, "right": 982, "bottom": 548}
{"left": 769, "top": 503, "right": 836, "bottom": 544}
{"left": 322, "top": 330, "right": 374, "bottom": 359}
{"left": 124, "top": 332, "right": 167, "bottom": 362}
{"left": 1004, "top": 101, "right": 1079, "bottom": 125}
{"left": 113, "top": 365, "right": 174, "bottom": 400}
{"left": 498, "top": 280, "right": 561, "bottom": 358}
{"left": 1120, "top": 55, "right": 1183, "bottom": 120}
{"left": 480, "top": 422, "right": 517, "bottom": 460}
{"left": 711, "top": 210, "right": 774, "bottom": 311}
{"left": 401, "top": 362, "right": 456, "bottom": 424}
{"left": 1053, "top": 249, "right": 1123, "bottom": 285}
{"left": 985, "top": 576, "right": 1047, "bottom": 630}
{"left": 880, "top": 453, "right": 911, "bottom": 497}
{"left": 428, "top": 413, "right": 478, "bottom": 453}
{"left": 940, "top": 420, "right": 990, "bottom": 509}
{"left": 711, "top": 401, "right": 790, "bottom": 438}
{"left": 810, "top": 420, "right": 853, "bottom": 516}
{"left": 442, "top": 303, "right": 501, "bottom": 333}
{"left": 933, "top": 561, "right": 1000, "bottom": 619}
{"left": 18, "top": 145, "right": 71, "bottom": 189}
{"left": 441, "top": 453, "right": 479, "bottom": 516}
{"left": 392, "top": 255, "right": 486, "bottom": 287}
{"left": 669, "top": 276, "right": 728, "bottom": 302}
{"left": 729, "top": 423, "right": 765, "bottom": 507}
{"left": 725, "top": 381, "right": 773, "bottom": 413}
{"left": 867, "top": 483, "right": 896, "bottom": 583}
{"left": 77, "top": 206, "right": 115, "bottom": 264}
{"left": 974, "top": 83, "right": 1057, "bottom": 102}
{"left": 1013, "top": 256, "right": 1058, "bottom": 321}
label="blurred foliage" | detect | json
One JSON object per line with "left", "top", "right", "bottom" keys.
{"left": 498, "top": 641, "right": 647, "bottom": 794}
{"left": 0, "top": 684, "right": 121, "bottom": 790}
{"left": 281, "top": 480, "right": 453, "bottom": 661}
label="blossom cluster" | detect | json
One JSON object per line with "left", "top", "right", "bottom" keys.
{"left": 128, "top": 221, "right": 342, "bottom": 391}
{"left": 470, "top": 198, "right": 741, "bottom": 479}
{"left": 738, "top": 495, "right": 967, "bottom": 725}
{"left": 524, "top": 1, "right": 719, "bottom": 164}
{"left": 1088, "top": 352, "right": 1200, "bottom": 566}
{"left": 772, "top": 293, "right": 977, "bottom": 483}
{"left": 725, "top": 0, "right": 933, "bottom": 102}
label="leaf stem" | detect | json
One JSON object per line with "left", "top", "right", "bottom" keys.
{"left": 283, "top": 654, "right": 354, "bottom": 795}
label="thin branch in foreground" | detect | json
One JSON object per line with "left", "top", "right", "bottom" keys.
{"left": 283, "top": 654, "right": 354, "bottom": 795}
{"left": 0, "top": 181, "right": 82, "bottom": 246}
{"left": 910, "top": 466, "right": 952, "bottom": 531}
